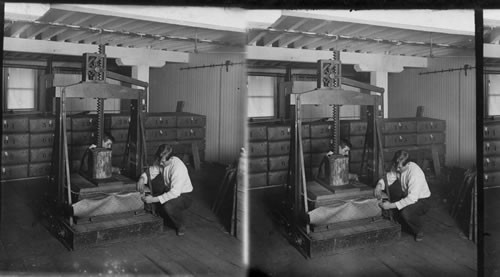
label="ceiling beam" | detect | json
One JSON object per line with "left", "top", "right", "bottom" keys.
{"left": 247, "top": 46, "right": 427, "bottom": 72}
{"left": 4, "top": 37, "right": 189, "bottom": 66}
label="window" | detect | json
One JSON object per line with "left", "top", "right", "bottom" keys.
{"left": 247, "top": 76, "right": 276, "bottom": 118}
{"left": 487, "top": 74, "right": 500, "bottom": 116}
{"left": 4, "top": 67, "right": 37, "bottom": 111}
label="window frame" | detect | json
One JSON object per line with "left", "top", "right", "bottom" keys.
{"left": 3, "top": 66, "right": 39, "bottom": 113}
{"left": 247, "top": 74, "right": 279, "bottom": 120}
{"left": 485, "top": 70, "right": 500, "bottom": 119}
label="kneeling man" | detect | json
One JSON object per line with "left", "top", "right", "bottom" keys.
{"left": 374, "top": 150, "right": 431, "bottom": 242}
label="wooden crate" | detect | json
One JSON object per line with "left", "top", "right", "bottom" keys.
{"left": 484, "top": 140, "right": 500, "bottom": 156}
{"left": 381, "top": 118, "right": 417, "bottom": 134}
{"left": 267, "top": 125, "right": 291, "bottom": 141}
{"left": 382, "top": 134, "right": 417, "bottom": 147}
{"left": 340, "top": 120, "right": 367, "bottom": 136}
{"left": 249, "top": 125, "right": 267, "bottom": 141}
{"left": 485, "top": 171, "right": 500, "bottom": 188}
{"left": 249, "top": 157, "right": 268, "bottom": 173}
{"left": 176, "top": 112, "right": 206, "bottom": 127}
{"left": 416, "top": 117, "right": 446, "bottom": 133}
{"left": 176, "top": 128, "right": 205, "bottom": 140}
{"left": 268, "top": 170, "right": 288, "bottom": 186}
{"left": 268, "top": 155, "right": 289, "bottom": 171}
{"left": 145, "top": 113, "right": 177, "bottom": 128}
{"left": 416, "top": 133, "right": 445, "bottom": 145}
{"left": 484, "top": 121, "right": 500, "bottom": 140}
{"left": 1, "top": 164, "right": 28, "bottom": 180}
{"left": 249, "top": 172, "right": 267, "bottom": 188}
{"left": 29, "top": 116, "right": 56, "bottom": 133}
{"left": 2, "top": 134, "right": 30, "bottom": 149}
{"left": 2, "top": 149, "right": 30, "bottom": 165}
{"left": 104, "top": 114, "right": 132, "bottom": 129}
{"left": 268, "top": 141, "right": 291, "bottom": 156}
{"left": 485, "top": 156, "right": 500, "bottom": 172}
{"left": 2, "top": 117, "right": 29, "bottom": 133}
{"left": 30, "top": 133, "right": 55, "bottom": 148}
{"left": 30, "top": 148, "right": 53, "bottom": 163}
{"left": 145, "top": 128, "right": 177, "bottom": 141}
{"left": 249, "top": 141, "right": 268, "bottom": 157}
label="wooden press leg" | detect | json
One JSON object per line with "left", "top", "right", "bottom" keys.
{"left": 191, "top": 143, "right": 201, "bottom": 170}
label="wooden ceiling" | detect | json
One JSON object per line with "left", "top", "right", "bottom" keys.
{"left": 247, "top": 14, "right": 475, "bottom": 58}
{"left": 3, "top": 7, "right": 246, "bottom": 54}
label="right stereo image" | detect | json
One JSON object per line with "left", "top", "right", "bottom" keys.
{"left": 483, "top": 10, "right": 500, "bottom": 277}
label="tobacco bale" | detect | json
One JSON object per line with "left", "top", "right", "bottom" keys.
{"left": 88, "top": 148, "right": 112, "bottom": 179}
{"left": 327, "top": 154, "right": 349, "bottom": 187}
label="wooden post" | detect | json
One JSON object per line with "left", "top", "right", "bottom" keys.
{"left": 296, "top": 94, "right": 310, "bottom": 234}
{"left": 61, "top": 90, "right": 73, "bottom": 226}
{"left": 191, "top": 142, "right": 201, "bottom": 170}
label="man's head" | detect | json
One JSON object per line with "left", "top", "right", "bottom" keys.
{"left": 155, "top": 144, "right": 174, "bottom": 166}
{"left": 102, "top": 133, "right": 115, "bottom": 149}
{"left": 392, "top": 150, "right": 410, "bottom": 172}
{"left": 338, "top": 139, "right": 352, "bottom": 157}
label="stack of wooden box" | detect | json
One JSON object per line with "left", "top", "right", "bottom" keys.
{"left": 2, "top": 115, "right": 31, "bottom": 180}
{"left": 1, "top": 112, "right": 206, "bottom": 182}
{"left": 342, "top": 117, "right": 446, "bottom": 176}
{"left": 484, "top": 119, "right": 500, "bottom": 188}
{"left": 248, "top": 120, "right": 335, "bottom": 188}
{"left": 143, "top": 112, "right": 206, "bottom": 166}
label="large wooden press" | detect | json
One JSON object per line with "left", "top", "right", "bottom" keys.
{"left": 45, "top": 47, "right": 162, "bottom": 250}
{"left": 278, "top": 52, "right": 401, "bottom": 258}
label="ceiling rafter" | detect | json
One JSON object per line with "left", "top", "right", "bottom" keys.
{"left": 25, "top": 11, "right": 76, "bottom": 39}
{"left": 248, "top": 31, "right": 267, "bottom": 46}
{"left": 10, "top": 23, "right": 31, "bottom": 38}
{"left": 295, "top": 37, "right": 324, "bottom": 49}
{"left": 4, "top": 19, "right": 245, "bottom": 48}
{"left": 249, "top": 27, "right": 473, "bottom": 51}
{"left": 264, "top": 18, "right": 309, "bottom": 47}
{"left": 278, "top": 35, "right": 303, "bottom": 47}
{"left": 41, "top": 27, "right": 66, "bottom": 40}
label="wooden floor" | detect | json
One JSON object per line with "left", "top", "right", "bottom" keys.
{"left": 0, "top": 164, "right": 244, "bottom": 276}
{"left": 249, "top": 178, "right": 478, "bottom": 277}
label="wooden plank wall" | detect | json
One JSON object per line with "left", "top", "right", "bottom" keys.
{"left": 388, "top": 57, "right": 476, "bottom": 168}
{"left": 149, "top": 53, "right": 246, "bottom": 164}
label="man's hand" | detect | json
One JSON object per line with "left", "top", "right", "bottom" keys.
{"left": 137, "top": 179, "right": 145, "bottom": 193}
{"left": 112, "top": 166, "right": 121, "bottom": 174}
{"left": 349, "top": 173, "right": 359, "bottom": 182}
{"left": 141, "top": 195, "right": 159, "bottom": 204}
{"left": 379, "top": 201, "right": 396, "bottom": 210}
{"left": 374, "top": 180, "right": 384, "bottom": 199}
